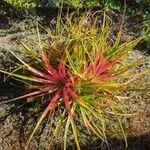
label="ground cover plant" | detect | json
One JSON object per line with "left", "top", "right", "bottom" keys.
{"left": 0, "top": 11, "right": 148, "bottom": 149}
{"left": 3, "top": 0, "right": 36, "bottom": 9}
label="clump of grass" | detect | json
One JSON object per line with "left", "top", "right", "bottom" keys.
{"left": 0, "top": 11, "right": 147, "bottom": 149}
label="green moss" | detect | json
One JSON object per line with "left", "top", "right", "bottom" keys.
{"left": 54, "top": 0, "right": 122, "bottom": 9}
{"left": 5, "top": 0, "right": 36, "bottom": 9}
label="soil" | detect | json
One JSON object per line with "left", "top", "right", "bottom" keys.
{"left": 0, "top": 4, "right": 150, "bottom": 150}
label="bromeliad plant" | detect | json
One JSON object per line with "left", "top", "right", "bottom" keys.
{"left": 0, "top": 12, "right": 146, "bottom": 149}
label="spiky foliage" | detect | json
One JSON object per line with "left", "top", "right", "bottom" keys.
{"left": 0, "top": 12, "right": 146, "bottom": 149}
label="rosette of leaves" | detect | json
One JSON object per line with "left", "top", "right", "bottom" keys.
{"left": 0, "top": 12, "right": 147, "bottom": 149}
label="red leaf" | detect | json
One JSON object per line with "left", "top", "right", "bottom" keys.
{"left": 58, "top": 61, "right": 66, "bottom": 79}
{"left": 46, "top": 89, "right": 61, "bottom": 111}
{"left": 41, "top": 50, "right": 60, "bottom": 78}
{"left": 67, "top": 87, "right": 79, "bottom": 100}
{"left": 100, "top": 73, "right": 111, "bottom": 80}
{"left": 63, "top": 89, "right": 72, "bottom": 118}
{"left": 33, "top": 77, "right": 57, "bottom": 84}
{"left": 34, "top": 90, "right": 61, "bottom": 121}
{"left": 98, "top": 54, "right": 124, "bottom": 74}
{"left": 25, "top": 63, "right": 53, "bottom": 80}
{"left": 13, "top": 87, "right": 52, "bottom": 101}
{"left": 94, "top": 56, "right": 105, "bottom": 74}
